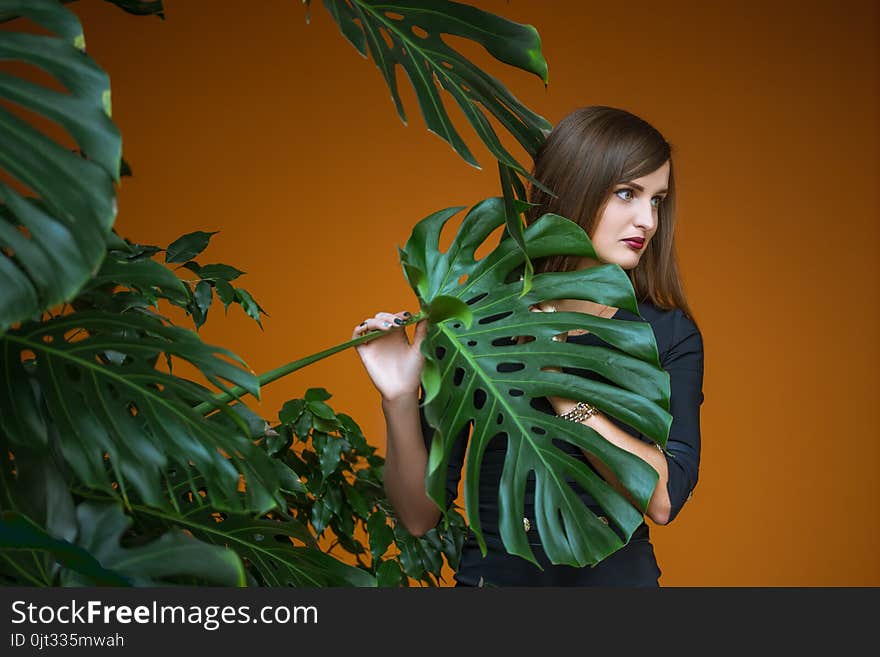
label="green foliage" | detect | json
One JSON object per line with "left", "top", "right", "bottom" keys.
{"left": 0, "top": 230, "right": 286, "bottom": 517}
{"left": 399, "top": 198, "right": 672, "bottom": 568}
{"left": 322, "top": 0, "right": 551, "bottom": 175}
{"left": 0, "top": 230, "right": 463, "bottom": 587}
{"left": 0, "top": 0, "right": 627, "bottom": 587}
{"left": 268, "top": 388, "right": 468, "bottom": 586}
{"left": 0, "top": 0, "right": 121, "bottom": 334}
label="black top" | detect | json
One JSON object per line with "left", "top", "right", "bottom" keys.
{"left": 419, "top": 300, "right": 705, "bottom": 587}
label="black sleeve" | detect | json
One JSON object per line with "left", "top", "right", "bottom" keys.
{"left": 418, "top": 386, "right": 470, "bottom": 513}
{"left": 660, "top": 310, "right": 705, "bottom": 524}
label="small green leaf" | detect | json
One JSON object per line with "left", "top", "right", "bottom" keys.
{"left": 279, "top": 399, "right": 306, "bottom": 425}
{"left": 311, "top": 415, "right": 339, "bottom": 433}
{"left": 306, "top": 400, "right": 336, "bottom": 420}
{"left": 344, "top": 486, "right": 370, "bottom": 521}
{"left": 292, "top": 408, "right": 313, "bottom": 439}
{"left": 165, "top": 231, "right": 218, "bottom": 263}
{"left": 376, "top": 559, "right": 403, "bottom": 587}
{"left": 199, "top": 264, "right": 245, "bottom": 281}
{"left": 214, "top": 278, "right": 235, "bottom": 309}
{"left": 316, "top": 434, "right": 342, "bottom": 478}
{"left": 192, "top": 280, "right": 213, "bottom": 328}
{"left": 234, "top": 288, "right": 266, "bottom": 327}
{"left": 304, "top": 388, "right": 332, "bottom": 402}
{"left": 311, "top": 497, "right": 332, "bottom": 535}
{"left": 367, "top": 510, "right": 394, "bottom": 562}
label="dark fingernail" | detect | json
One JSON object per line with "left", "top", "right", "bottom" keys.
{"left": 403, "top": 311, "right": 411, "bottom": 317}
{"left": 359, "top": 322, "right": 366, "bottom": 326}
{"left": 394, "top": 318, "right": 404, "bottom": 325}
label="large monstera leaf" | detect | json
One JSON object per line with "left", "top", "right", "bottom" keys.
{"left": 398, "top": 198, "right": 673, "bottom": 568}
{"left": 0, "top": 310, "right": 285, "bottom": 515}
{"left": 0, "top": 0, "right": 122, "bottom": 334}
{"left": 321, "top": 0, "right": 551, "bottom": 174}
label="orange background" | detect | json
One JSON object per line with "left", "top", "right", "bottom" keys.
{"left": 49, "top": 0, "right": 879, "bottom": 585}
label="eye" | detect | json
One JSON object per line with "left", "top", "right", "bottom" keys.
{"left": 651, "top": 196, "right": 664, "bottom": 209}
{"left": 614, "top": 188, "right": 634, "bottom": 201}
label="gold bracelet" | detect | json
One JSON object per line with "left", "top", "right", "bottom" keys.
{"left": 557, "top": 400, "right": 598, "bottom": 423}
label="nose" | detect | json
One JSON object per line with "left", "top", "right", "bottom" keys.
{"left": 633, "top": 198, "right": 657, "bottom": 234}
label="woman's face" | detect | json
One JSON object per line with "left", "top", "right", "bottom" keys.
{"left": 581, "top": 160, "right": 670, "bottom": 270}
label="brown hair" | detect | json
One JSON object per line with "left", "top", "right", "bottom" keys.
{"left": 525, "top": 106, "right": 697, "bottom": 325}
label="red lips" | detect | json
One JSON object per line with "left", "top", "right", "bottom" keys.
{"left": 622, "top": 238, "right": 644, "bottom": 249}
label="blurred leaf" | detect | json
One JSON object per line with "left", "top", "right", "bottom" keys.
{"left": 0, "top": 0, "right": 121, "bottom": 333}
{"left": 165, "top": 230, "right": 217, "bottom": 264}
{"left": 103, "top": 0, "right": 165, "bottom": 18}
{"left": 198, "top": 263, "right": 244, "bottom": 281}
{"left": 60, "top": 502, "right": 246, "bottom": 586}
{"left": 0, "top": 511, "right": 128, "bottom": 586}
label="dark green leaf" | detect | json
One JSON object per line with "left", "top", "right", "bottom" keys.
{"left": 292, "top": 408, "right": 313, "bottom": 439}
{"left": 311, "top": 496, "right": 332, "bottom": 535}
{"left": 367, "top": 509, "right": 393, "bottom": 562}
{"left": 311, "top": 414, "right": 339, "bottom": 433}
{"left": 165, "top": 231, "right": 218, "bottom": 264}
{"left": 279, "top": 398, "right": 306, "bottom": 425}
{"left": 307, "top": 400, "right": 336, "bottom": 420}
{"left": 180, "top": 260, "right": 201, "bottom": 275}
{"left": 344, "top": 486, "right": 370, "bottom": 521}
{"left": 83, "top": 257, "right": 189, "bottom": 305}
{"left": 314, "top": 432, "right": 343, "bottom": 478}
{"left": 234, "top": 287, "right": 266, "bottom": 327}
{"left": 322, "top": 484, "right": 344, "bottom": 516}
{"left": 376, "top": 559, "right": 403, "bottom": 587}
{"left": 337, "top": 412, "right": 369, "bottom": 454}
{"left": 214, "top": 278, "right": 235, "bottom": 310}
{"left": 266, "top": 431, "right": 292, "bottom": 457}
{"left": 304, "top": 387, "right": 332, "bottom": 402}
{"left": 199, "top": 263, "right": 245, "bottom": 281}
{"left": 193, "top": 279, "right": 213, "bottom": 327}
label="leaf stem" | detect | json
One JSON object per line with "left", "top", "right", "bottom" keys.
{"left": 193, "top": 311, "right": 427, "bottom": 415}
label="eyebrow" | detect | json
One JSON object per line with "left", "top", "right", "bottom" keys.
{"left": 621, "top": 181, "right": 668, "bottom": 195}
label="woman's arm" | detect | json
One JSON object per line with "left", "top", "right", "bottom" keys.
{"left": 559, "top": 408, "right": 673, "bottom": 524}
{"left": 381, "top": 392, "right": 443, "bottom": 536}
{"left": 551, "top": 310, "right": 705, "bottom": 526}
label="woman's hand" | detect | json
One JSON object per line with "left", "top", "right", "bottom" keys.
{"left": 352, "top": 310, "right": 428, "bottom": 402}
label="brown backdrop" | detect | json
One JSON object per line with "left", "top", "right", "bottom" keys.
{"left": 54, "top": 0, "right": 880, "bottom": 586}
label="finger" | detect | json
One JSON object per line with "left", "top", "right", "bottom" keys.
{"left": 372, "top": 311, "right": 406, "bottom": 328}
{"left": 352, "top": 319, "right": 373, "bottom": 339}
{"left": 412, "top": 319, "right": 428, "bottom": 351}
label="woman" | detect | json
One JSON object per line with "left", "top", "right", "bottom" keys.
{"left": 353, "top": 106, "right": 705, "bottom": 586}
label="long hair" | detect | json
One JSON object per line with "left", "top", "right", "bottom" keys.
{"left": 525, "top": 106, "right": 697, "bottom": 325}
